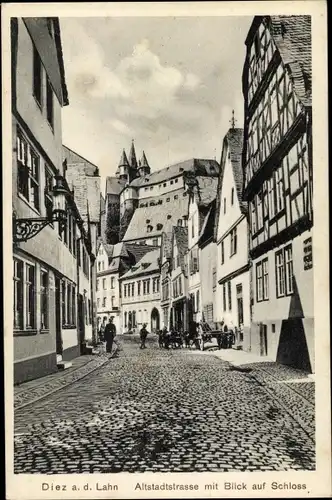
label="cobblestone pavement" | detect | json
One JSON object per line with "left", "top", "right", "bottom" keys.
{"left": 14, "top": 335, "right": 315, "bottom": 474}
{"left": 14, "top": 351, "right": 115, "bottom": 410}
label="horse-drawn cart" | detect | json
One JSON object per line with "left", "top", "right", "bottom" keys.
{"left": 196, "top": 321, "right": 235, "bottom": 351}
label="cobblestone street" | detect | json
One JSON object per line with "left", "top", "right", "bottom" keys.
{"left": 14, "top": 335, "right": 315, "bottom": 474}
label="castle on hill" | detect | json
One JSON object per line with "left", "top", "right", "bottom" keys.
{"left": 103, "top": 140, "right": 220, "bottom": 245}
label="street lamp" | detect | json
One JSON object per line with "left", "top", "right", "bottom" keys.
{"left": 13, "top": 175, "right": 70, "bottom": 243}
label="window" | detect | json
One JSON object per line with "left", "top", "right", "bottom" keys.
{"left": 17, "top": 132, "right": 40, "bottom": 211}
{"left": 156, "top": 223, "right": 163, "bottom": 231}
{"left": 177, "top": 219, "right": 182, "bottom": 226}
{"left": 221, "top": 240, "right": 224, "bottom": 265}
{"left": 170, "top": 180, "right": 174, "bottom": 185}
{"left": 137, "top": 281, "right": 141, "bottom": 296}
{"left": 111, "top": 296, "right": 115, "bottom": 308}
{"left": 223, "top": 197, "right": 226, "bottom": 214}
{"left": 13, "top": 259, "right": 23, "bottom": 330}
{"left": 256, "top": 258, "right": 269, "bottom": 302}
{"left": 262, "top": 259, "right": 269, "bottom": 300}
{"left": 131, "top": 282, "right": 135, "bottom": 296}
{"left": 40, "top": 270, "right": 49, "bottom": 329}
{"left": 176, "top": 254, "right": 180, "bottom": 268}
{"left": 33, "top": 45, "right": 42, "bottom": 106}
{"left": 147, "top": 225, "right": 153, "bottom": 233}
{"left": 26, "top": 264, "right": 36, "bottom": 328}
{"left": 163, "top": 183, "right": 167, "bottom": 187}
{"left": 97, "top": 298, "right": 100, "bottom": 308}
{"left": 72, "top": 287, "right": 76, "bottom": 326}
{"left": 257, "top": 191, "right": 263, "bottom": 229}
{"left": 174, "top": 195, "right": 178, "bottom": 200}
{"left": 284, "top": 245, "right": 293, "bottom": 295}
{"left": 267, "top": 177, "right": 276, "bottom": 219}
{"left": 102, "top": 297, "right": 106, "bottom": 307}
{"left": 103, "top": 278, "right": 106, "bottom": 290}
{"left": 96, "top": 279, "right": 99, "bottom": 291}
{"left": 124, "top": 284, "right": 127, "bottom": 298}
{"left": 227, "top": 281, "right": 232, "bottom": 310}
{"left": 275, "top": 166, "right": 284, "bottom": 213}
{"left": 178, "top": 277, "right": 182, "bottom": 295}
{"left": 231, "top": 188, "right": 234, "bottom": 205}
{"left": 44, "top": 167, "right": 54, "bottom": 220}
{"left": 166, "top": 198, "right": 170, "bottom": 202}
{"left": 124, "top": 311, "right": 127, "bottom": 328}
{"left": 251, "top": 202, "right": 257, "bottom": 234}
{"left": 46, "top": 76, "right": 54, "bottom": 128}
{"left": 191, "top": 215, "right": 195, "bottom": 239}
{"left": 152, "top": 238, "right": 159, "bottom": 246}
{"left": 275, "top": 250, "right": 285, "bottom": 298}
{"left": 222, "top": 283, "right": 227, "bottom": 311}
{"left": 175, "top": 178, "right": 178, "bottom": 183}
{"left": 230, "top": 227, "right": 237, "bottom": 256}
{"left": 111, "top": 277, "right": 115, "bottom": 289}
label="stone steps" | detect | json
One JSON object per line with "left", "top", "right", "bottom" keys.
{"left": 57, "top": 361, "right": 73, "bottom": 370}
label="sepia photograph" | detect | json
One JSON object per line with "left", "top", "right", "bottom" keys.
{"left": 3, "top": 2, "right": 330, "bottom": 499}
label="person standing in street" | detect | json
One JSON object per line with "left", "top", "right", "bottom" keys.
{"left": 140, "top": 323, "right": 149, "bottom": 349}
{"left": 104, "top": 316, "right": 116, "bottom": 353}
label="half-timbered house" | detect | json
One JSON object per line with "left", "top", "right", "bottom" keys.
{"left": 242, "top": 16, "right": 313, "bottom": 371}
{"left": 214, "top": 127, "right": 250, "bottom": 350}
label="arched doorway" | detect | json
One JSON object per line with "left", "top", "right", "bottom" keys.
{"left": 151, "top": 308, "right": 160, "bottom": 333}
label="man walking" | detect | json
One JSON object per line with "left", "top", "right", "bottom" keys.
{"left": 104, "top": 316, "right": 116, "bottom": 353}
{"left": 140, "top": 323, "right": 149, "bottom": 349}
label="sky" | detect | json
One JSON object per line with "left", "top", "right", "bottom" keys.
{"left": 59, "top": 16, "right": 253, "bottom": 192}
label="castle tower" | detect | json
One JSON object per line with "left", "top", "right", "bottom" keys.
{"left": 117, "top": 149, "right": 130, "bottom": 180}
{"left": 129, "top": 139, "right": 138, "bottom": 169}
{"left": 138, "top": 151, "right": 151, "bottom": 177}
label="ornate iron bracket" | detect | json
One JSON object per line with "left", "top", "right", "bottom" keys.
{"left": 13, "top": 211, "right": 67, "bottom": 243}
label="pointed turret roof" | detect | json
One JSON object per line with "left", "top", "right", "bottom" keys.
{"left": 129, "top": 140, "right": 138, "bottom": 169}
{"left": 118, "top": 149, "right": 129, "bottom": 167}
{"left": 139, "top": 151, "right": 150, "bottom": 170}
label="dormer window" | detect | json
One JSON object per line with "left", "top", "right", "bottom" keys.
{"left": 167, "top": 215, "right": 172, "bottom": 220}
{"left": 156, "top": 223, "right": 163, "bottom": 230}
{"left": 146, "top": 219, "right": 150, "bottom": 224}
{"left": 147, "top": 225, "right": 153, "bottom": 233}
{"left": 174, "top": 195, "right": 178, "bottom": 200}
{"left": 166, "top": 198, "right": 170, "bottom": 202}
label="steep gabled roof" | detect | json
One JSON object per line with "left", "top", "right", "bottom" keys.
{"left": 269, "top": 15, "right": 312, "bottom": 107}
{"left": 120, "top": 248, "right": 160, "bottom": 280}
{"left": 105, "top": 176, "right": 126, "bottom": 196}
{"left": 193, "top": 176, "right": 219, "bottom": 208}
{"left": 245, "top": 16, "right": 312, "bottom": 108}
{"left": 173, "top": 226, "right": 189, "bottom": 276}
{"left": 199, "top": 199, "right": 217, "bottom": 248}
{"left": 162, "top": 231, "right": 173, "bottom": 261}
{"left": 122, "top": 194, "right": 188, "bottom": 242}
{"left": 214, "top": 128, "right": 247, "bottom": 241}
{"left": 129, "top": 158, "right": 220, "bottom": 188}
{"left": 63, "top": 145, "right": 99, "bottom": 176}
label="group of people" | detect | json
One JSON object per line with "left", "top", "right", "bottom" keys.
{"left": 98, "top": 317, "right": 236, "bottom": 352}
{"left": 98, "top": 316, "right": 116, "bottom": 353}
{"left": 98, "top": 317, "right": 150, "bottom": 351}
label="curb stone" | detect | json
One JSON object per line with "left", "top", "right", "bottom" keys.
{"left": 14, "top": 345, "right": 119, "bottom": 411}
